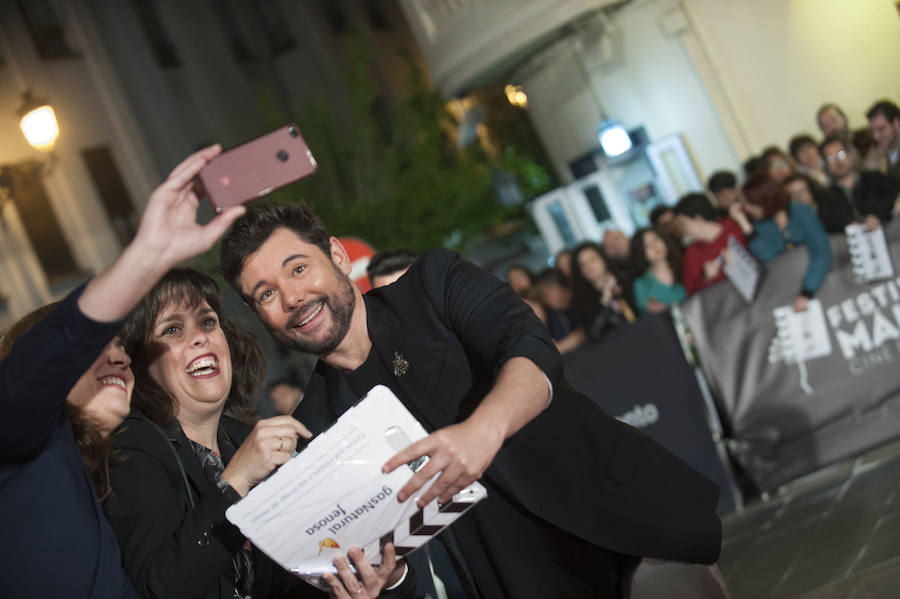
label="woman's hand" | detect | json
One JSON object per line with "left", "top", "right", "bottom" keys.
{"left": 78, "top": 145, "right": 247, "bottom": 322}
{"left": 323, "top": 544, "right": 405, "bottom": 598}
{"left": 645, "top": 298, "right": 667, "bottom": 314}
{"left": 728, "top": 201, "right": 754, "bottom": 235}
{"left": 793, "top": 295, "right": 810, "bottom": 313}
{"left": 131, "top": 145, "right": 246, "bottom": 270}
{"left": 702, "top": 257, "right": 723, "bottom": 281}
{"left": 221, "top": 415, "right": 311, "bottom": 496}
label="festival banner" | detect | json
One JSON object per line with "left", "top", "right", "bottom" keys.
{"left": 680, "top": 220, "right": 900, "bottom": 491}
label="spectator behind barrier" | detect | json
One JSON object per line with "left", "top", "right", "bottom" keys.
{"left": 789, "top": 134, "right": 831, "bottom": 187}
{"left": 674, "top": 193, "right": 748, "bottom": 296}
{"left": 742, "top": 174, "right": 832, "bottom": 312}
{"left": 866, "top": 99, "right": 900, "bottom": 179}
{"left": 602, "top": 229, "right": 636, "bottom": 305}
{"left": 650, "top": 204, "right": 680, "bottom": 243}
{"left": 505, "top": 264, "right": 546, "bottom": 323}
{"left": 0, "top": 144, "right": 247, "bottom": 599}
{"left": 743, "top": 155, "right": 768, "bottom": 179}
{"left": 570, "top": 242, "right": 635, "bottom": 343}
{"left": 535, "top": 267, "right": 585, "bottom": 354}
{"left": 819, "top": 136, "right": 900, "bottom": 233}
{"left": 629, "top": 229, "right": 685, "bottom": 315}
{"left": 554, "top": 248, "right": 573, "bottom": 280}
{"left": 269, "top": 377, "right": 305, "bottom": 416}
{"left": 707, "top": 170, "right": 742, "bottom": 212}
{"left": 108, "top": 268, "right": 408, "bottom": 598}
{"left": 817, "top": 102, "right": 881, "bottom": 170}
{"left": 367, "top": 248, "right": 418, "bottom": 289}
{"left": 817, "top": 103, "right": 851, "bottom": 142}
{"left": 762, "top": 146, "right": 796, "bottom": 184}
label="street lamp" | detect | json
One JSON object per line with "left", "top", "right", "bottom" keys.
{"left": 18, "top": 90, "right": 59, "bottom": 151}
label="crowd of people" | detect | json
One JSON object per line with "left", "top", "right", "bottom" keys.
{"left": 2, "top": 139, "right": 726, "bottom": 597}
{"left": 508, "top": 98, "right": 900, "bottom": 353}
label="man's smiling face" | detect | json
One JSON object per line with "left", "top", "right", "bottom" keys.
{"left": 239, "top": 228, "right": 356, "bottom": 356}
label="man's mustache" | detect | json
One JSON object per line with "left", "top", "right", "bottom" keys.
{"left": 286, "top": 299, "right": 325, "bottom": 329}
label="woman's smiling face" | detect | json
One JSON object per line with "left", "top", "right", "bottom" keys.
{"left": 66, "top": 336, "right": 134, "bottom": 436}
{"left": 145, "top": 300, "right": 233, "bottom": 416}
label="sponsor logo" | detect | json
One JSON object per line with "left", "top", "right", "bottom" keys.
{"left": 617, "top": 404, "right": 659, "bottom": 428}
{"left": 317, "top": 538, "right": 340, "bottom": 555}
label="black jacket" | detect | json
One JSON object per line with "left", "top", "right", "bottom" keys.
{"left": 106, "top": 411, "right": 416, "bottom": 599}
{"left": 818, "top": 172, "right": 900, "bottom": 233}
{"left": 106, "top": 411, "right": 313, "bottom": 598}
{"left": 0, "top": 284, "right": 135, "bottom": 599}
{"left": 296, "top": 250, "right": 722, "bottom": 573}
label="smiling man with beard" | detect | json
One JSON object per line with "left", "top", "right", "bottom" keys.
{"left": 220, "top": 202, "right": 724, "bottom": 599}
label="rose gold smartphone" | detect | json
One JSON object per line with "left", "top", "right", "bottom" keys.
{"left": 195, "top": 124, "right": 317, "bottom": 213}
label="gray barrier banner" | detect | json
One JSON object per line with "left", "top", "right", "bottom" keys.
{"left": 680, "top": 220, "right": 900, "bottom": 491}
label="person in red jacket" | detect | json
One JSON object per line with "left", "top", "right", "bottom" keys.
{"left": 674, "top": 193, "right": 748, "bottom": 295}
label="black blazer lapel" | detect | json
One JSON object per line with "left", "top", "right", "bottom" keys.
{"left": 364, "top": 294, "right": 453, "bottom": 432}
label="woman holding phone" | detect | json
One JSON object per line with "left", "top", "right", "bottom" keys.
{"left": 0, "top": 145, "right": 243, "bottom": 599}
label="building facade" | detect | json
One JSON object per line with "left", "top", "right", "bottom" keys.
{"left": 0, "top": 0, "right": 421, "bottom": 328}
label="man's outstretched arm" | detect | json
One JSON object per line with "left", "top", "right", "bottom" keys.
{"left": 383, "top": 356, "right": 549, "bottom": 506}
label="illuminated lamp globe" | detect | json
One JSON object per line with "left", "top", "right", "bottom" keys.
{"left": 597, "top": 120, "right": 632, "bottom": 157}
{"left": 19, "top": 93, "right": 59, "bottom": 151}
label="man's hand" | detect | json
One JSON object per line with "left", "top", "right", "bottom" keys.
{"left": 383, "top": 418, "right": 503, "bottom": 507}
{"left": 382, "top": 357, "right": 549, "bottom": 508}
{"left": 793, "top": 295, "right": 810, "bottom": 313}
{"left": 865, "top": 214, "right": 882, "bottom": 231}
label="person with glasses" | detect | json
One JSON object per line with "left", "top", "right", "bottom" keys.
{"left": 816, "top": 136, "right": 900, "bottom": 233}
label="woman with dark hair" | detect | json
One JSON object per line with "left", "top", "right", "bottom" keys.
{"left": 762, "top": 145, "right": 796, "bottom": 184}
{"left": 742, "top": 173, "right": 832, "bottom": 312}
{"left": 1, "top": 304, "right": 134, "bottom": 497}
{"left": 630, "top": 229, "right": 686, "bottom": 315}
{"left": 570, "top": 242, "right": 635, "bottom": 342}
{"left": 0, "top": 144, "right": 245, "bottom": 599}
{"left": 105, "top": 268, "right": 408, "bottom": 599}
{"left": 506, "top": 264, "right": 547, "bottom": 323}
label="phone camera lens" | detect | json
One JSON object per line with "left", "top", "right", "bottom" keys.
{"left": 288, "top": 126, "right": 298, "bottom": 138}
{"left": 276, "top": 150, "right": 289, "bottom": 162}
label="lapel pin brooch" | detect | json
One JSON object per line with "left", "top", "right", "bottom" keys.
{"left": 392, "top": 351, "right": 409, "bottom": 377}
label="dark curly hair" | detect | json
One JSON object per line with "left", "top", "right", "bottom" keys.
{"left": 220, "top": 201, "right": 331, "bottom": 301}
{"left": 121, "top": 268, "right": 266, "bottom": 427}
{"left": 569, "top": 242, "right": 607, "bottom": 325}
{"left": 630, "top": 228, "right": 683, "bottom": 281}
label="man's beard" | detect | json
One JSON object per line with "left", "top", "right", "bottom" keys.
{"left": 272, "top": 269, "right": 356, "bottom": 356}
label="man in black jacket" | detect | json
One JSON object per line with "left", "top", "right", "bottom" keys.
{"left": 220, "top": 203, "right": 723, "bottom": 598}
{"left": 818, "top": 136, "right": 900, "bottom": 233}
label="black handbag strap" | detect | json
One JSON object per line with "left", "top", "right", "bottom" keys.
{"left": 146, "top": 419, "right": 197, "bottom": 509}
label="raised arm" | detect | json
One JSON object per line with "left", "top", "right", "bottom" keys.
{"left": 383, "top": 250, "right": 558, "bottom": 506}
{"left": 79, "top": 145, "right": 244, "bottom": 322}
{"left": 0, "top": 146, "right": 243, "bottom": 462}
